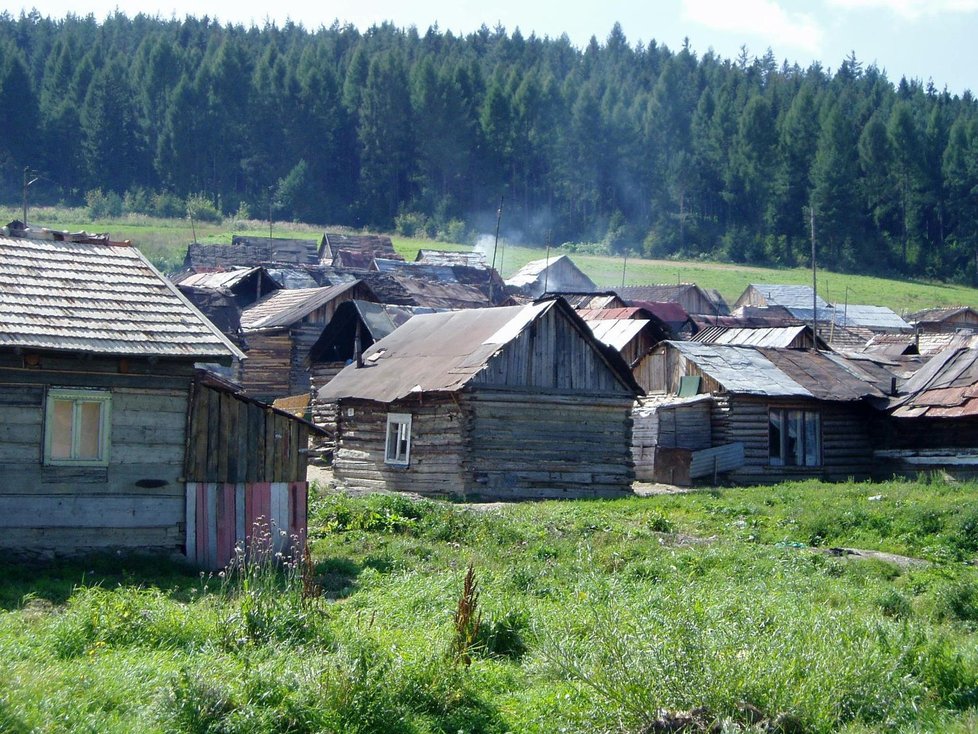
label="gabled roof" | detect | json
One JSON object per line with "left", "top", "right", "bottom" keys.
{"left": 505, "top": 255, "right": 596, "bottom": 292}
{"left": 415, "top": 249, "right": 487, "bottom": 268}
{"left": 320, "top": 233, "right": 401, "bottom": 266}
{"left": 585, "top": 319, "right": 655, "bottom": 351}
{"left": 737, "top": 284, "right": 830, "bottom": 311}
{"left": 0, "top": 232, "right": 243, "bottom": 362}
{"left": 172, "top": 267, "right": 262, "bottom": 290}
{"left": 890, "top": 347, "right": 978, "bottom": 418}
{"left": 908, "top": 306, "right": 978, "bottom": 324}
{"left": 319, "top": 299, "right": 639, "bottom": 404}
{"left": 240, "top": 281, "right": 365, "bottom": 331}
{"left": 308, "top": 300, "right": 446, "bottom": 364}
{"left": 617, "top": 284, "right": 724, "bottom": 314}
{"left": 664, "top": 341, "right": 883, "bottom": 401}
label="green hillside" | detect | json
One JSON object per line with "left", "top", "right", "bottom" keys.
{"left": 6, "top": 207, "right": 977, "bottom": 314}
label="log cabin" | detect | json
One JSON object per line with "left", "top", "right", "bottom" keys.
{"left": 238, "top": 280, "right": 377, "bottom": 401}
{"left": 0, "top": 224, "right": 318, "bottom": 566}
{"left": 318, "top": 298, "right": 641, "bottom": 499}
{"left": 638, "top": 341, "right": 889, "bottom": 484}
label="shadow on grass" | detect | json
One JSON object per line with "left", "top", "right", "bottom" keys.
{"left": 0, "top": 553, "right": 202, "bottom": 611}
{"left": 315, "top": 556, "right": 364, "bottom": 600}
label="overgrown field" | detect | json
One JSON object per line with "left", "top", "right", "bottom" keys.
{"left": 4, "top": 206, "right": 978, "bottom": 313}
{"left": 3, "top": 479, "right": 978, "bottom": 732}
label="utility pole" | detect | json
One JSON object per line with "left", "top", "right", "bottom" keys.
{"left": 488, "top": 196, "right": 504, "bottom": 303}
{"left": 22, "top": 167, "right": 38, "bottom": 227}
{"left": 810, "top": 203, "right": 818, "bottom": 349}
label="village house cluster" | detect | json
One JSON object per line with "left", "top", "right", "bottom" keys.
{"left": 3, "top": 221, "right": 978, "bottom": 564}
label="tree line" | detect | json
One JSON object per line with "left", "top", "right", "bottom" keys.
{"left": 3, "top": 11, "right": 978, "bottom": 281}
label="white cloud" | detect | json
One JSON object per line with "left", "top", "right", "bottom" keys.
{"left": 680, "top": 0, "right": 823, "bottom": 54}
{"left": 826, "top": 0, "right": 978, "bottom": 19}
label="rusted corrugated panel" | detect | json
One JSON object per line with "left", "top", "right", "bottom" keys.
{"left": 0, "top": 235, "right": 243, "bottom": 360}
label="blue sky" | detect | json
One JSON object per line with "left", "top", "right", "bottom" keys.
{"left": 15, "top": 0, "right": 978, "bottom": 95}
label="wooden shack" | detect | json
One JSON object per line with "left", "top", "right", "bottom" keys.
{"left": 505, "top": 255, "right": 596, "bottom": 297}
{"left": 318, "top": 299, "right": 641, "bottom": 499}
{"left": 239, "top": 280, "right": 376, "bottom": 401}
{"left": 641, "top": 341, "right": 888, "bottom": 484}
{"left": 320, "top": 232, "right": 402, "bottom": 268}
{"left": 0, "top": 225, "right": 242, "bottom": 559}
{"left": 617, "top": 284, "right": 725, "bottom": 316}
{"left": 908, "top": 306, "right": 978, "bottom": 334}
{"left": 184, "top": 372, "right": 322, "bottom": 569}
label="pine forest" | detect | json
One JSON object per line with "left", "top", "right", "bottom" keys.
{"left": 2, "top": 11, "right": 978, "bottom": 282}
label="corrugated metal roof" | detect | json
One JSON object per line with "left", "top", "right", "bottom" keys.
{"left": 669, "top": 341, "right": 811, "bottom": 397}
{"left": 172, "top": 267, "right": 261, "bottom": 290}
{"left": 835, "top": 304, "right": 911, "bottom": 331}
{"left": 709, "top": 326, "right": 810, "bottom": 348}
{"left": 745, "top": 284, "right": 830, "bottom": 310}
{"left": 908, "top": 306, "right": 978, "bottom": 324}
{"left": 0, "top": 235, "right": 243, "bottom": 360}
{"left": 319, "top": 300, "right": 637, "bottom": 404}
{"left": 668, "top": 341, "right": 883, "bottom": 401}
{"left": 240, "top": 281, "right": 360, "bottom": 330}
{"left": 576, "top": 307, "right": 648, "bottom": 321}
{"left": 585, "top": 319, "right": 651, "bottom": 351}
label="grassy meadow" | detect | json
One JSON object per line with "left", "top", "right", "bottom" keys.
{"left": 5, "top": 206, "right": 978, "bottom": 314}
{"left": 3, "top": 479, "right": 978, "bottom": 733}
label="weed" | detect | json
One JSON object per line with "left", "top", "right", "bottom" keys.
{"left": 451, "top": 563, "right": 481, "bottom": 667}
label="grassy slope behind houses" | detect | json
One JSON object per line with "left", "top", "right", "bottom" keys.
{"left": 3, "top": 207, "right": 978, "bottom": 314}
{"left": 3, "top": 479, "right": 978, "bottom": 733}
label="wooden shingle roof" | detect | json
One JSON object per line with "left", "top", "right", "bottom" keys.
{"left": 240, "top": 281, "right": 363, "bottom": 331}
{"left": 0, "top": 233, "right": 243, "bottom": 361}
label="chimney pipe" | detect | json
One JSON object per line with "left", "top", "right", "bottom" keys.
{"left": 354, "top": 319, "right": 363, "bottom": 368}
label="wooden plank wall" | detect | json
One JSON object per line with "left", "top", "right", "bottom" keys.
{"left": 464, "top": 392, "right": 634, "bottom": 499}
{"left": 632, "top": 399, "right": 712, "bottom": 481}
{"left": 185, "top": 384, "right": 309, "bottom": 484}
{"left": 238, "top": 332, "right": 292, "bottom": 401}
{"left": 717, "top": 396, "right": 875, "bottom": 484}
{"left": 0, "top": 370, "right": 192, "bottom": 555}
{"left": 332, "top": 398, "right": 467, "bottom": 497}
{"left": 472, "top": 306, "right": 632, "bottom": 395}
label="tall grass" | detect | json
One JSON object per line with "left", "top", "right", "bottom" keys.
{"left": 3, "top": 480, "right": 978, "bottom": 732}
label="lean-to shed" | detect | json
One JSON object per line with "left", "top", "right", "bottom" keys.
{"left": 319, "top": 299, "right": 641, "bottom": 499}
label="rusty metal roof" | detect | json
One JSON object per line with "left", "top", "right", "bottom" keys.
{"left": 240, "top": 281, "right": 363, "bottom": 331}
{"left": 891, "top": 346, "right": 978, "bottom": 417}
{"left": 319, "top": 300, "right": 638, "bottom": 403}
{"left": 667, "top": 341, "right": 883, "bottom": 401}
{"left": 0, "top": 234, "right": 244, "bottom": 361}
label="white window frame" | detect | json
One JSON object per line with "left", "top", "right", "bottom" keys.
{"left": 384, "top": 413, "right": 412, "bottom": 466}
{"left": 44, "top": 388, "right": 112, "bottom": 466}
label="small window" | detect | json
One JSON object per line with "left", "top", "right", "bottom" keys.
{"left": 768, "top": 408, "right": 820, "bottom": 467}
{"left": 45, "top": 389, "right": 111, "bottom": 465}
{"left": 384, "top": 413, "right": 412, "bottom": 466}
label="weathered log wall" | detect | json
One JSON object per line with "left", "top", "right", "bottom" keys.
{"left": 0, "top": 359, "right": 195, "bottom": 556}
{"left": 332, "top": 397, "right": 467, "bottom": 497}
{"left": 464, "top": 392, "right": 634, "bottom": 498}
{"left": 716, "top": 395, "right": 875, "bottom": 484}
